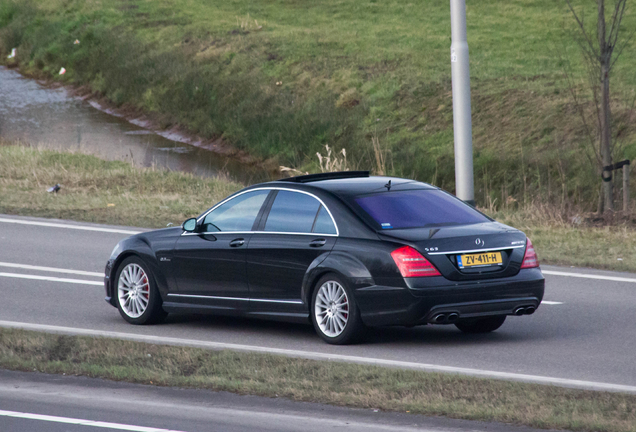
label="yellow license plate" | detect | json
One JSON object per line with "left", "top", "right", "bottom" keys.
{"left": 458, "top": 251, "right": 502, "bottom": 269}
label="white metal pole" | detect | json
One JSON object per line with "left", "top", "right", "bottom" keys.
{"left": 450, "top": 0, "right": 475, "bottom": 206}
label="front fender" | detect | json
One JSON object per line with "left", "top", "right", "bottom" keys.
{"left": 301, "top": 251, "right": 374, "bottom": 305}
{"left": 107, "top": 237, "right": 169, "bottom": 303}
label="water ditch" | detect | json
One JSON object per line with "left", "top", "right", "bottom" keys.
{"left": 0, "top": 66, "right": 274, "bottom": 185}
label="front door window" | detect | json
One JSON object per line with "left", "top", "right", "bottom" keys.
{"left": 202, "top": 190, "right": 269, "bottom": 232}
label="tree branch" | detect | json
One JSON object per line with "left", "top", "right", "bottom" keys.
{"left": 610, "top": 26, "right": 636, "bottom": 71}
{"left": 564, "top": 0, "right": 600, "bottom": 55}
{"left": 560, "top": 51, "right": 602, "bottom": 167}
{"left": 608, "top": 0, "right": 627, "bottom": 49}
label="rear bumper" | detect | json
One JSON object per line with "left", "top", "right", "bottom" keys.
{"left": 355, "top": 268, "right": 545, "bottom": 326}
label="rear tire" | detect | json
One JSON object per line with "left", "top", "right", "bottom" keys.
{"left": 455, "top": 315, "right": 506, "bottom": 334}
{"left": 311, "top": 273, "right": 365, "bottom": 345}
{"left": 115, "top": 256, "right": 167, "bottom": 325}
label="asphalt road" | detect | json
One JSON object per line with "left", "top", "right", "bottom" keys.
{"left": 1, "top": 214, "right": 635, "bottom": 391}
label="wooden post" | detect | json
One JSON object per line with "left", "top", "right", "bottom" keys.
{"left": 624, "top": 163, "right": 630, "bottom": 213}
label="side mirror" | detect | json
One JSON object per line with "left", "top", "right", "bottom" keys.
{"left": 182, "top": 218, "right": 197, "bottom": 232}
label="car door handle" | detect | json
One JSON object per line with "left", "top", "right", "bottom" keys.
{"left": 309, "top": 239, "right": 326, "bottom": 248}
{"left": 229, "top": 238, "right": 245, "bottom": 247}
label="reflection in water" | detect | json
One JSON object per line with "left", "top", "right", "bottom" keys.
{"left": 0, "top": 66, "right": 270, "bottom": 185}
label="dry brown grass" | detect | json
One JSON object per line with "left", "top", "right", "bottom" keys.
{"left": 1, "top": 327, "right": 635, "bottom": 432}
{"left": 0, "top": 143, "right": 242, "bottom": 228}
{"left": 487, "top": 204, "right": 636, "bottom": 272}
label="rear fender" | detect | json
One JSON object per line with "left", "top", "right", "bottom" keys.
{"left": 301, "top": 251, "right": 374, "bottom": 305}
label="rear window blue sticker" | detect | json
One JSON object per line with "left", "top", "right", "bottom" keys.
{"left": 381, "top": 223, "right": 393, "bottom": 229}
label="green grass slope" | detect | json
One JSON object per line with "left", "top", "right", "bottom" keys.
{"left": 1, "top": 0, "right": 635, "bottom": 208}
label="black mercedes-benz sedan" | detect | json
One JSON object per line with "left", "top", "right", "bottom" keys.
{"left": 104, "top": 171, "right": 544, "bottom": 344}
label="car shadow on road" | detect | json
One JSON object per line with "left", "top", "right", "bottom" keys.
{"left": 161, "top": 313, "right": 564, "bottom": 347}
{"left": 164, "top": 313, "right": 317, "bottom": 336}
{"left": 364, "top": 325, "right": 525, "bottom": 346}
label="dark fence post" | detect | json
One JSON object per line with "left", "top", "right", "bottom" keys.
{"left": 604, "top": 160, "right": 631, "bottom": 213}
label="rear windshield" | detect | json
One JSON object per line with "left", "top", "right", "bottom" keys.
{"left": 354, "top": 189, "right": 490, "bottom": 230}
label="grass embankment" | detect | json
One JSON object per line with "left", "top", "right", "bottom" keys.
{"left": 0, "top": 143, "right": 242, "bottom": 228}
{"left": 1, "top": 144, "right": 635, "bottom": 271}
{"left": 1, "top": 0, "right": 635, "bottom": 209}
{"left": 517, "top": 225, "right": 636, "bottom": 272}
{"left": 493, "top": 209, "right": 636, "bottom": 273}
{"left": 1, "top": 328, "right": 635, "bottom": 432}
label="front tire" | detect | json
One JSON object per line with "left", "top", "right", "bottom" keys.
{"left": 455, "top": 315, "right": 506, "bottom": 333}
{"left": 311, "top": 273, "right": 365, "bottom": 345}
{"left": 115, "top": 256, "right": 167, "bottom": 325}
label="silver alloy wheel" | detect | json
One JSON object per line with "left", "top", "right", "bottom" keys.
{"left": 118, "top": 263, "right": 150, "bottom": 318}
{"left": 314, "top": 280, "right": 349, "bottom": 338}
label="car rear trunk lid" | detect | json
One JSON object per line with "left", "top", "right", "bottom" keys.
{"left": 378, "top": 222, "right": 527, "bottom": 281}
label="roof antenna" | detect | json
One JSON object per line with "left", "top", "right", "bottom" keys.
{"left": 384, "top": 180, "right": 391, "bottom": 191}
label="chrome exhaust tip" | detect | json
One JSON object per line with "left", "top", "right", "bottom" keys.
{"left": 513, "top": 307, "right": 525, "bottom": 316}
{"left": 433, "top": 314, "right": 446, "bottom": 323}
{"left": 446, "top": 313, "right": 459, "bottom": 323}
{"left": 524, "top": 306, "right": 536, "bottom": 315}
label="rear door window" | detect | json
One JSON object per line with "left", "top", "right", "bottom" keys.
{"left": 354, "top": 189, "right": 490, "bottom": 229}
{"left": 265, "top": 190, "right": 322, "bottom": 233}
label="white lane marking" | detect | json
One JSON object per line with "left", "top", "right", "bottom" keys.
{"left": 0, "top": 387, "right": 436, "bottom": 432}
{"left": 0, "top": 272, "right": 103, "bottom": 286}
{"left": 541, "top": 301, "right": 564, "bottom": 305}
{"left": 0, "top": 262, "right": 102, "bottom": 277}
{"left": 0, "top": 410, "right": 186, "bottom": 432}
{"left": 0, "top": 217, "right": 141, "bottom": 235}
{"left": 542, "top": 270, "right": 636, "bottom": 283}
{"left": 1, "top": 321, "right": 635, "bottom": 394}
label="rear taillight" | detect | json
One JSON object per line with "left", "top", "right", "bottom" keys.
{"left": 391, "top": 246, "right": 441, "bottom": 278}
{"left": 521, "top": 238, "right": 539, "bottom": 269}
